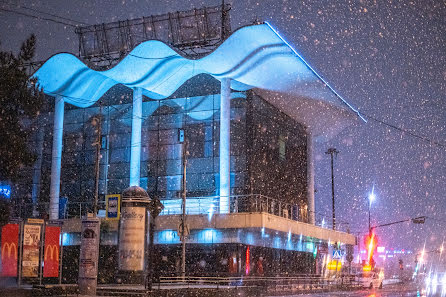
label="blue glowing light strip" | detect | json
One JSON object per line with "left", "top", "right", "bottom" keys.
{"left": 264, "top": 21, "right": 367, "bottom": 123}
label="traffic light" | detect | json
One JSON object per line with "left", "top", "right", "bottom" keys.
{"left": 412, "top": 216, "right": 426, "bottom": 224}
{"left": 399, "top": 259, "right": 403, "bottom": 270}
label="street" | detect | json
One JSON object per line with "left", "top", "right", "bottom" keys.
{"left": 278, "top": 284, "right": 423, "bottom": 297}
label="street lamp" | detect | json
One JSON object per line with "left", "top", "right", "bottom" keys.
{"left": 368, "top": 186, "right": 376, "bottom": 235}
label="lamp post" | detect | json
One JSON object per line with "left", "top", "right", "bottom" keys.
{"left": 368, "top": 187, "right": 376, "bottom": 235}
{"left": 325, "top": 148, "right": 339, "bottom": 230}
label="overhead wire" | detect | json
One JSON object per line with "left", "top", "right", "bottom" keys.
{"left": 0, "top": 7, "right": 77, "bottom": 27}
{"left": 360, "top": 111, "right": 446, "bottom": 149}
{"left": 0, "top": 0, "right": 89, "bottom": 26}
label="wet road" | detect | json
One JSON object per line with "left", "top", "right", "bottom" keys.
{"left": 283, "top": 284, "right": 423, "bottom": 297}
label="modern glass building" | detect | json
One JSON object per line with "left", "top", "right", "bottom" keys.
{"left": 15, "top": 77, "right": 308, "bottom": 216}
{"left": 11, "top": 22, "right": 361, "bottom": 281}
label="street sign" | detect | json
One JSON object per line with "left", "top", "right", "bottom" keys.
{"left": 333, "top": 249, "right": 343, "bottom": 260}
{"left": 27, "top": 218, "right": 44, "bottom": 224}
{"left": 78, "top": 217, "right": 100, "bottom": 295}
{"left": 106, "top": 194, "right": 121, "bottom": 220}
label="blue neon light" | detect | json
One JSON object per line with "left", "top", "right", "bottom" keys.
{"left": 208, "top": 203, "right": 216, "bottom": 221}
{"left": 273, "top": 236, "right": 282, "bottom": 249}
{"left": 199, "top": 229, "right": 221, "bottom": 243}
{"left": 264, "top": 21, "right": 367, "bottom": 123}
{"left": 62, "top": 233, "right": 70, "bottom": 246}
{"left": 306, "top": 242, "right": 314, "bottom": 252}
{"left": 160, "top": 197, "right": 218, "bottom": 215}
{"left": 157, "top": 230, "right": 179, "bottom": 244}
{"left": 33, "top": 23, "right": 363, "bottom": 126}
{"left": 0, "top": 185, "right": 11, "bottom": 198}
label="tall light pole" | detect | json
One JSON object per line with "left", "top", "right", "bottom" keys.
{"left": 92, "top": 105, "right": 103, "bottom": 217}
{"left": 179, "top": 129, "right": 188, "bottom": 280}
{"left": 368, "top": 186, "right": 376, "bottom": 235}
{"left": 325, "top": 148, "right": 339, "bottom": 230}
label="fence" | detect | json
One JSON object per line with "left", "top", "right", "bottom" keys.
{"left": 156, "top": 275, "right": 361, "bottom": 292}
{"left": 11, "top": 194, "right": 351, "bottom": 232}
{"left": 159, "top": 194, "right": 308, "bottom": 221}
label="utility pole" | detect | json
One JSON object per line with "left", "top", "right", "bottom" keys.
{"left": 78, "top": 106, "right": 102, "bottom": 295}
{"left": 93, "top": 105, "right": 103, "bottom": 216}
{"left": 180, "top": 130, "right": 188, "bottom": 280}
{"left": 325, "top": 148, "right": 339, "bottom": 230}
{"left": 368, "top": 201, "right": 371, "bottom": 236}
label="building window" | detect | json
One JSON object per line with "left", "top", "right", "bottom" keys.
{"left": 279, "top": 135, "right": 286, "bottom": 161}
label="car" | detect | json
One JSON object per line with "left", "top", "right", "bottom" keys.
{"left": 356, "top": 270, "right": 384, "bottom": 289}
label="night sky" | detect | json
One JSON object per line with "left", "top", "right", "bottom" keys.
{"left": 1, "top": 0, "right": 445, "bottom": 254}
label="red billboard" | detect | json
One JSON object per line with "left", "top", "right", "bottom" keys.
{"left": 1, "top": 223, "right": 19, "bottom": 276}
{"left": 43, "top": 226, "right": 61, "bottom": 277}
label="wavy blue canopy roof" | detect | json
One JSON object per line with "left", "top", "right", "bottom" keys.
{"left": 33, "top": 22, "right": 364, "bottom": 139}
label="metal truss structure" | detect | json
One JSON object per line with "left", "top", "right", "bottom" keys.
{"left": 75, "top": 4, "right": 231, "bottom": 70}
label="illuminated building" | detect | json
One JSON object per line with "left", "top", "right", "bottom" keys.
{"left": 13, "top": 21, "right": 359, "bottom": 279}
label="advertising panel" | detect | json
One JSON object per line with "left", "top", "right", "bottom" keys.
{"left": 78, "top": 219, "right": 100, "bottom": 279}
{"left": 119, "top": 206, "right": 146, "bottom": 271}
{"left": 1, "top": 223, "right": 19, "bottom": 276}
{"left": 106, "top": 194, "right": 120, "bottom": 220}
{"left": 43, "top": 226, "right": 61, "bottom": 277}
{"left": 22, "top": 224, "right": 41, "bottom": 277}
{"left": 78, "top": 218, "right": 100, "bottom": 295}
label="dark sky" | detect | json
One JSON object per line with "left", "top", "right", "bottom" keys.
{"left": 1, "top": 0, "right": 445, "bottom": 254}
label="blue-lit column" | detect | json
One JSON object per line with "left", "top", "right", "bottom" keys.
{"left": 219, "top": 78, "right": 231, "bottom": 214}
{"left": 306, "top": 131, "right": 315, "bottom": 224}
{"left": 49, "top": 95, "right": 65, "bottom": 220}
{"left": 130, "top": 87, "right": 142, "bottom": 187}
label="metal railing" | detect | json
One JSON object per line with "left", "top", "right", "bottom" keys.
{"left": 11, "top": 194, "right": 351, "bottom": 233}
{"left": 156, "top": 275, "right": 362, "bottom": 292}
{"left": 13, "top": 194, "right": 308, "bottom": 222}
{"left": 93, "top": 275, "right": 363, "bottom": 296}
{"left": 160, "top": 194, "right": 308, "bottom": 222}
{"left": 12, "top": 200, "right": 106, "bottom": 220}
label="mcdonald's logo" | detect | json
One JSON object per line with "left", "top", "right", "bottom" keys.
{"left": 44, "top": 244, "right": 59, "bottom": 261}
{"left": 1, "top": 242, "right": 17, "bottom": 260}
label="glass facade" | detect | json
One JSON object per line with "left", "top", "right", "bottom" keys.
{"left": 13, "top": 75, "right": 308, "bottom": 220}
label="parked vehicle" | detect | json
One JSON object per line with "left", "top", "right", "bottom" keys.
{"left": 356, "top": 269, "right": 384, "bottom": 289}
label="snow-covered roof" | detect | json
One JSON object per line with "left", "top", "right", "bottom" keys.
{"left": 32, "top": 22, "right": 364, "bottom": 140}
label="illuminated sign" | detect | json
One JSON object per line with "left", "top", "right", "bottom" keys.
{"left": 43, "top": 226, "right": 61, "bottom": 277}
{"left": 1, "top": 242, "right": 17, "bottom": 260}
{"left": 332, "top": 249, "right": 343, "bottom": 259}
{"left": 45, "top": 244, "right": 59, "bottom": 260}
{"left": 327, "top": 260, "right": 342, "bottom": 271}
{"left": 106, "top": 194, "right": 121, "bottom": 220}
{"left": 0, "top": 185, "right": 11, "bottom": 198}
{"left": 377, "top": 246, "right": 385, "bottom": 253}
{"left": 22, "top": 224, "right": 41, "bottom": 277}
{"left": 1, "top": 224, "right": 19, "bottom": 277}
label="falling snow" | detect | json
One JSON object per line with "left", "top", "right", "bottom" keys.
{"left": 0, "top": 0, "right": 445, "bottom": 287}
